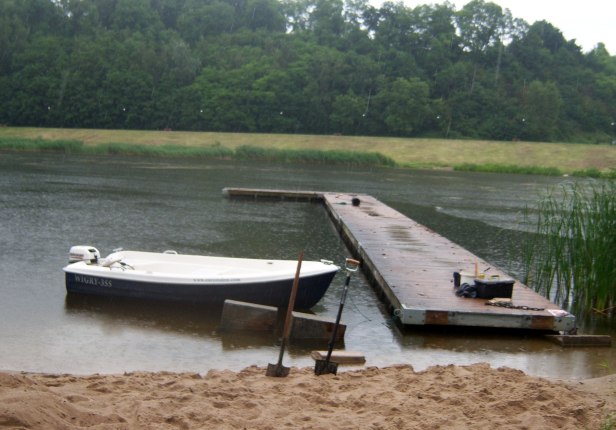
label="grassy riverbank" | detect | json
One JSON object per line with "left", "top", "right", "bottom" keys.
{"left": 1, "top": 127, "right": 615, "bottom": 176}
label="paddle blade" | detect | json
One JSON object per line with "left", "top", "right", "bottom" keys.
{"left": 314, "top": 359, "right": 338, "bottom": 376}
{"left": 266, "top": 363, "right": 290, "bottom": 377}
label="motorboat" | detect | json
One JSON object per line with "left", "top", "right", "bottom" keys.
{"left": 63, "top": 246, "right": 339, "bottom": 309}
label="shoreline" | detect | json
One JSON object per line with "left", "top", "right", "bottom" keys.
{"left": 1, "top": 363, "right": 614, "bottom": 429}
{"left": 1, "top": 127, "right": 615, "bottom": 178}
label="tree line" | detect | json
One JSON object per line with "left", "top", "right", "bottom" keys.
{"left": 1, "top": 0, "right": 615, "bottom": 142}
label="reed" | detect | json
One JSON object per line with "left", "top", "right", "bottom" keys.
{"left": 521, "top": 181, "right": 616, "bottom": 317}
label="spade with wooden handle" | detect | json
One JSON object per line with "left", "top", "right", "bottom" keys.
{"left": 266, "top": 250, "right": 303, "bottom": 377}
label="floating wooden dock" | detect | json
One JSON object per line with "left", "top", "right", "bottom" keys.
{"left": 223, "top": 188, "right": 576, "bottom": 333}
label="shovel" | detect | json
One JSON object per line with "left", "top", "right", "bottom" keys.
{"left": 315, "top": 258, "right": 360, "bottom": 376}
{"left": 266, "top": 250, "right": 304, "bottom": 377}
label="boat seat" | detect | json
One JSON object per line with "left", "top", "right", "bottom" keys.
{"left": 100, "top": 256, "right": 123, "bottom": 267}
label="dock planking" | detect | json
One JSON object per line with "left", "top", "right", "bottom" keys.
{"left": 223, "top": 188, "right": 576, "bottom": 333}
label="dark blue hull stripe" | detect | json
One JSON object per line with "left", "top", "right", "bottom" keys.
{"left": 65, "top": 271, "right": 336, "bottom": 309}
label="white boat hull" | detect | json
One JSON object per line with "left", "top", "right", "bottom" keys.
{"left": 63, "top": 250, "right": 339, "bottom": 309}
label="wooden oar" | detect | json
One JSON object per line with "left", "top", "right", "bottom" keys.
{"left": 266, "top": 250, "right": 304, "bottom": 377}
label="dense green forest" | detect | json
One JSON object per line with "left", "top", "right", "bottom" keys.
{"left": 1, "top": 0, "right": 615, "bottom": 142}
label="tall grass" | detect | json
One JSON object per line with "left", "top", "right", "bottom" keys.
{"left": 454, "top": 163, "right": 562, "bottom": 176}
{"left": 572, "top": 167, "right": 616, "bottom": 179}
{"left": 1, "top": 135, "right": 612, "bottom": 176}
{"left": 0, "top": 137, "right": 235, "bottom": 158}
{"left": 87, "top": 142, "right": 234, "bottom": 158}
{"left": 0, "top": 137, "right": 84, "bottom": 152}
{"left": 456, "top": 163, "right": 616, "bottom": 179}
{"left": 521, "top": 181, "right": 616, "bottom": 316}
{"left": 0, "top": 137, "right": 396, "bottom": 167}
{"left": 234, "top": 145, "right": 397, "bottom": 167}
{"left": 601, "top": 413, "right": 616, "bottom": 430}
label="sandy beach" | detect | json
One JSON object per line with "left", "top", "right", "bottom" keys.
{"left": 1, "top": 363, "right": 615, "bottom": 429}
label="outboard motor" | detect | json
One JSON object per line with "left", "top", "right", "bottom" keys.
{"left": 68, "top": 246, "right": 101, "bottom": 264}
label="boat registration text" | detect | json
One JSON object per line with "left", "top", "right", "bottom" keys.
{"left": 74, "top": 274, "right": 113, "bottom": 288}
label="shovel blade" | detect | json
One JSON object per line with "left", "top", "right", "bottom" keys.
{"left": 314, "top": 359, "right": 338, "bottom": 376}
{"left": 266, "top": 363, "right": 290, "bottom": 377}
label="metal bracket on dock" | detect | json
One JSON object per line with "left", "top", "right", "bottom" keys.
{"left": 394, "top": 306, "right": 427, "bottom": 325}
{"left": 395, "top": 305, "right": 577, "bottom": 333}
{"left": 551, "top": 313, "right": 577, "bottom": 333}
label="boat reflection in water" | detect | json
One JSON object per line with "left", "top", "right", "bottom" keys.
{"left": 64, "top": 293, "right": 222, "bottom": 338}
{"left": 63, "top": 293, "right": 329, "bottom": 354}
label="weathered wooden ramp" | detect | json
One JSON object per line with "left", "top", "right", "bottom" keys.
{"left": 223, "top": 188, "right": 576, "bottom": 333}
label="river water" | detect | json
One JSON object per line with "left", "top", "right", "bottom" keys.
{"left": 1, "top": 152, "right": 613, "bottom": 378}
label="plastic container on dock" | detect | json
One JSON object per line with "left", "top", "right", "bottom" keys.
{"left": 474, "top": 277, "right": 514, "bottom": 299}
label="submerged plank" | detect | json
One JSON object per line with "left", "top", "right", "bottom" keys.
{"left": 310, "top": 351, "right": 366, "bottom": 364}
{"left": 222, "top": 187, "right": 323, "bottom": 202}
{"left": 219, "top": 300, "right": 277, "bottom": 332}
{"left": 545, "top": 335, "right": 612, "bottom": 347}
